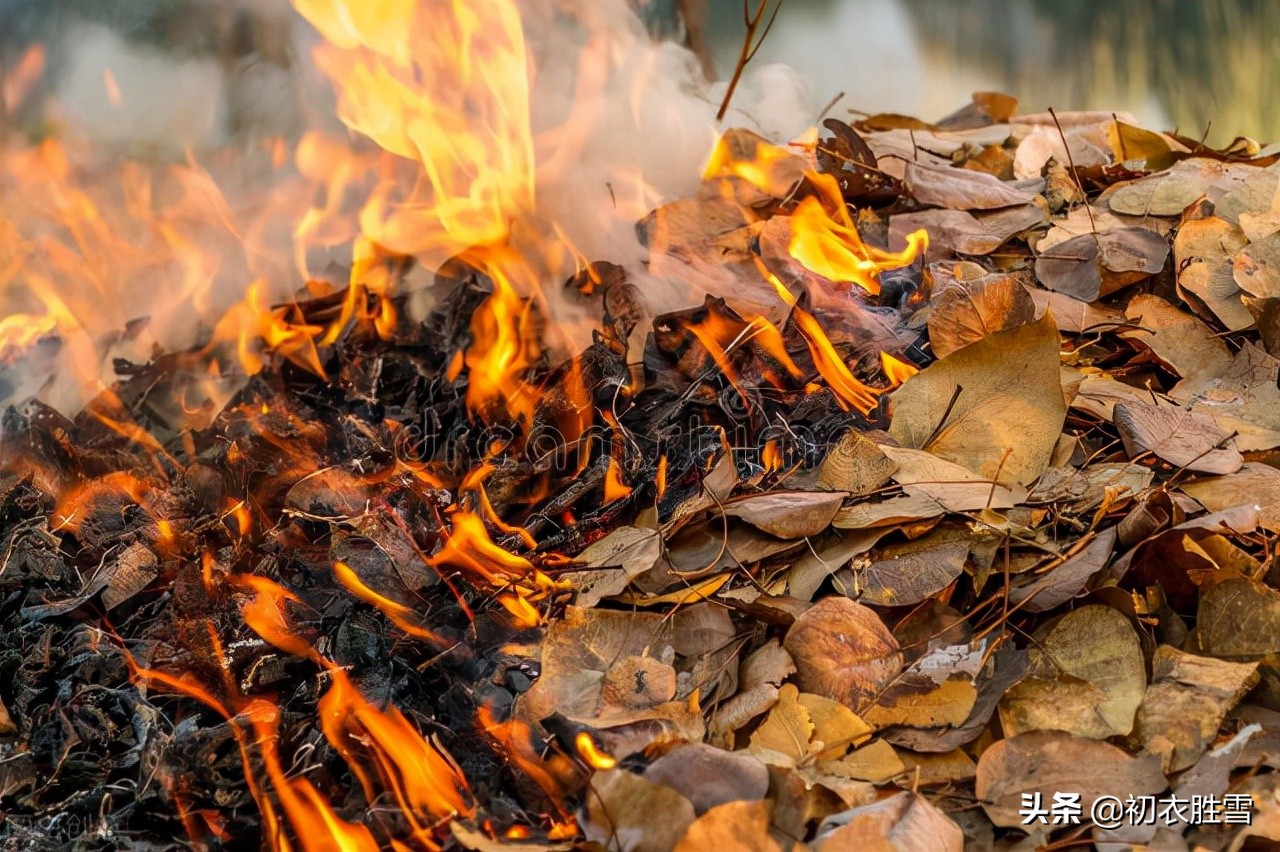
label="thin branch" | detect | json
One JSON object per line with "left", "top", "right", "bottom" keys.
{"left": 716, "top": 0, "right": 785, "bottom": 122}
{"left": 1048, "top": 106, "right": 1096, "bottom": 235}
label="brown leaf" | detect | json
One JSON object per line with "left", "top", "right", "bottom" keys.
{"left": 1181, "top": 343, "right": 1280, "bottom": 451}
{"left": 1182, "top": 461, "right": 1280, "bottom": 532}
{"left": 568, "top": 525, "right": 662, "bottom": 607}
{"left": 674, "top": 800, "right": 780, "bottom": 852}
{"left": 1009, "top": 527, "right": 1117, "bottom": 612}
{"left": 905, "top": 161, "right": 1042, "bottom": 210}
{"left": 1122, "top": 295, "right": 1233, "bottom": 393}
{"left": 1035, "top": 229, "right": 1169, "bottom": 302}
{"left": 1134, "top": 646, "right": 1259, "bottom": 772}
{"left": 1234, "top": 232, "right": 1280, "bottom": 298}
{"left": 784, "top": 597, "right": 903, "bottom": 710}
{"left": 999, "top": 605, "right": 1146, "bottom": 739}
{"left": 723, "top": 491, "right": 846, "bottom": 540}
{"left": 519, "top": 607, "right": 685, "bottom": 736}
{"left": 585, "top": 769, "right": 696, "bottom": 852}
{"left": 1114, "top": 401, "right": 1243, "bottom": 474}
{"left": 1193, "top": 576, "right": 1280, "bottom": 660}
{"left": 855, "top": 527, "right": 970, "bottom": 607}
{"left": 889, "top": 205, "right": 1044, "bottom": 259}
{"left": 975, "top": 731, "right": 1167, "bottom": 827}
{"left": 1175, "top": 213, "right": 1252, "bottom": 330}
{"left": 813, "top": 792, "right": 964, "bottom": 851}
{"left": 880, "top": 446, "right": 1027, "bottom": 511}
{"left": 863, "top": 678, "right": 978, "bottom": 729}
{"left": 816, "top": 430, "right": 897, "bottom": 495}
{"left": 1029, "top": 287, "right": 1127, "bottom": 334}
{"left": 928, "top": 272, "right": 1036, "bottom": 358}
{"left": 644, "top": 744, "right": 770, "bottom": 815}
{"left": 888, "top": 312, "right": 1066, "bottom": 487}
{"left": 788, "top": 529, "right": 888, "bottom": 601}
{"left": 819, "top": 739, "right": 905, "bottom": 784}
{"left": 747, "top": 683, "right": 816, "bottom": 768}
{"left": 1108, "top": 158, "right": 1261, "bottom": 216}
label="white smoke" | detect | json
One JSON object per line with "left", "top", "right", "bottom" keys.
{"left": 0, "top": 0, "right": 819, "bottom": 413}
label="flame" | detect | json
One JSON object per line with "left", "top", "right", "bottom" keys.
{"left": 881, "top": 351, "right": 919, "bottom": 387}
{"left": 573, "top": 732, "right": 617, "bottom": 770}
{"left": 788, "top": 176, "right": 928, "bottom": 295}
{"left": 332, "top": 561, "right": 447, "bottom": 645}
{"left": 428, "top": 510, "right": 538, "bottom": 588}
{"left": 475, "top": 706, "right": 577, "bottom": 833}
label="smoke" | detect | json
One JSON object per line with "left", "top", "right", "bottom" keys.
{"left": 0, "top": 0, "right": 818, "bottom": 414}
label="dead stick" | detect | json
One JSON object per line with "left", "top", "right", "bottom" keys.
{"left": 716, "top": 0, "right": 784, "bottom": 121}
{"left": 1048, "top": 106, "right": 1096, "bottom": 235}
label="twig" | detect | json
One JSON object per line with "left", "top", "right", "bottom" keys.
{"left": 716, "top": 0, "right": 785, "bottom": 121}
{"left": 1048, "top": 106, "right": 1095, "bottom": 235}
{"left": 815, "top": 90, "right": 845, "bottom": 124}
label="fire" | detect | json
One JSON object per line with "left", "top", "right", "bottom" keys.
{"left": 573, "top": 732, "right": 617, "bottom": 770}
{"left": 788, "top": 174, "right": 928, "bottom": 295}
{"left": 2, "top": 0, "right": 945, "bottom": 844}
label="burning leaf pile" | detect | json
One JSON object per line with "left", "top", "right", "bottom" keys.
{"left": 8, "top": 3, "right": 1280, "bottom": 851}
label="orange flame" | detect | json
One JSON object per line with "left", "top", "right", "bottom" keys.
{"left": 573, "top": 732, "right": 617, "bottom": 770}
{"left": 881, "top": 351, "right": 919, "bottom": 387}
{"left": 788, "top": 176, "right": 928, "bottom": 294}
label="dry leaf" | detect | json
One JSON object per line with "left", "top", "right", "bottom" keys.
{"left": 724, "top": 491, "right": 846, "bottom": 540}
{"left": 1234, "top": 232, "right": 1280, "bottom": 298}
{"left": 1113, "top": 401, "right": 1244, "bottom": 474}
{"left": 1029, "top": 288, "right": 1126, "bottom": 335}
{"left": 896, "top": 749, "right": 977, "bottom": 787}
{"left": 1194, "top": 576, "right": 1280, "bottom": 659}
{"left": 1108, "top": 158, "right": 1260, "bottom": 216}
{"left": 1134, "top": 646, "right": 1259, "bottom": 773}
{"left": 820, "top": 739, "right": 905, "bottom": 784}
{"left": 863, "top": 678, "right": 978, "bottom": 729}
{"left": 975, "top": 731, "right": 1166, "bottom": 827}
{"left": 905, "top": 161, "right": 1042, "bottom": 210}
{"left": 889, "top": 205, "right": 1044, "bottom": 259}
{"left": 1182, "top": 343, "right": 1280, "bottom": 451}
{"left": 1035, "top": 229, "right": 1169, "bottom": 302}
{"left": 854, "top": 527, "right": 970, "bottom": 607}
{"left": 1122, "top": 294, "right": 1234, "bottom": 393}
{"left": 1106, "top": 120, "right": 1179, "bottom": 170}
{"left": 784, "top": 597, "right": 903, "bottom": 710}
{"left": 1008, "top": 527, "right": 1117, "bottom": 612}
{"left": 888, "top": 312, "right": 1066, "bottom": 487}
{"left": 644, "top": 744, "right": 770, "bottom": 815}
{"left": 585, "top": 769, "right": 696, "bottom": 852}
{"left": 999, "top": 605, "right": 1146, "bottom": 739}
{"left": 816, "top": 430, "right": 897, "bottom": 495}
{"left": 747, "top": 684, "right": 817, "bottom": 768}
{"left": 1182, "top": 461, "right": 1280, "bottom": 532}
{"left": 879, "top": 446, "right": 1027, "bottom": 511}
{"left": 798, "top": 690, "right": 874, "bottom": 760}
{"left": 674, "top": 800, "right": 780, "bottom": 852}
{"left": 813, "top": 792, "right": 964, "bottom": 852}
{"left": 928, "top": 272, "right": 1036, "bottom": 357}
{"left": 1175, "top": 213, "right": 1252, "bottom": 330}
{"left": 568, "top": 525, "right": 662, "bottom": 606}
{"left": 788, "top": 529, "right": 888, "bottom": 601}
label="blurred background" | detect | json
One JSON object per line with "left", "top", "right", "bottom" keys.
{"left": 705, "top": 0, "right": 1280, "bottom": 146}
{"left": 0, "top": 0, "right": 1278, "bottom": 151}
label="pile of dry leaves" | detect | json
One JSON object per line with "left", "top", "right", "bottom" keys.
{"left": 557, "top": 97, "right": 1280, "bottom": 851}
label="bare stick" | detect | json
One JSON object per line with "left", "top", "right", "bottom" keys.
{"left": 1048, "top": 106, "right": 1096, "bottom": 235}
{"left": 716, "top": 0, "right": 785, "bottom": 122}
